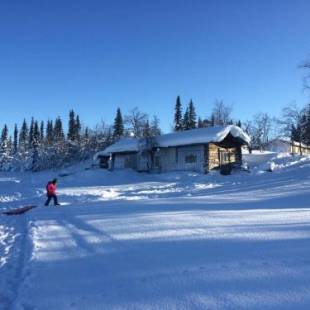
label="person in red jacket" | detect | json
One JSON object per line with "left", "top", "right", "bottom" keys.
{"left": 45, "top": 178, "right": 60, "bottom": 206}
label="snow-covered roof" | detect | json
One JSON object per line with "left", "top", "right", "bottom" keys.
{"left": 97, "top": 126, "right": 250, "bottom": 157}
{"left": 95, "top": 138, "right": 140, "bottom": 157}
{"left": 156, "top": 125, "right": 250, "bottom": 147}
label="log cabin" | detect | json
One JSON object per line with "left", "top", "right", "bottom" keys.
{"left": 95, "top": 125, "right": 250, "bottom": 174}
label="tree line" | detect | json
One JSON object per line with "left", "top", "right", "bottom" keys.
{"left": 173, "top": 96, "right": 238, "bottom": 132}
{"left": 0, "top": 107, "right": 162, "bottom": 171}
{"left": 0, "top": 56, "right": 309, "bottom": 170}
{"left": 0, "top": 110, "right": 112, "bottom": 171}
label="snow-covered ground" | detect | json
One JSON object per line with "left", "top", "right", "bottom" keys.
{"left": 1, "top": 154, "right": 310, "bottom": 309}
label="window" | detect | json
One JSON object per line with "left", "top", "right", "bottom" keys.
{"left": 185, "top": 154, "right": 197, "bottom": 164}
{"left": 219, "top": 150, "right": 232, "bottom": 164}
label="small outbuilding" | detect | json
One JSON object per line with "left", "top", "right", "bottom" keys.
{"left": 264, "top": 138, "right": 310, "bottom": 155}
{"left": 95, "top": 125, "right": 250, "bottom": 174}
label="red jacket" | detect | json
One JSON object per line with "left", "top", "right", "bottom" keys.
{"left": 46, "top": 182, "right": 56, "bottom": 196}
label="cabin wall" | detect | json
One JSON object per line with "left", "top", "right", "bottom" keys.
{"left": 156, "top": 148, "right": 176, "bottom": 172}
{"left": 207, "top": 143, "right": 242, "bottom": 171}
{"left": 176, "top": 145, "right": 204, "bottom": 172}
{"left": 112, "top": 153, "right": 137, "bottom": 170}
{"left": 155, "top": 145, "right": 205, "bottom": 173}
{"left": 137, "top": 152, "right": 152, "bottom": 172}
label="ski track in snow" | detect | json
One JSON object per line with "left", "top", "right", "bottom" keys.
{"left": 0, "top": 213, "right": 36, "bottom": 310}
{"left": 1, "top": 155, "right": 310, "bottom": 309}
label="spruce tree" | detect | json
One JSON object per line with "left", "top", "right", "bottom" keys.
{"left": 304, "top": 104, "right": 310, "bottom": 144}
{"left": 31, "top": 121, "right": 40, "bottom": 171}
{"left": 29, "top": 117, "right": 35, "bottom": 147}
{"left": 40, "top": 121, "right": 44, "bottom": 143}
{"left": 113, "top": 108, "right": 124, "bottom": 140}
{"left": 32, "top": 121, "right": 40, "bottom": 146}
{"left": 183, "top": 107, "right": 190, "bottom": 130}
{"left": 54, "top": 117, "right": 65, "bottom": 142}
{"left": 46, "top": 120, "right": 54, "bottom": 146}
{"left": 19, "top": 119, "right": 29, "bottom": 152}
{"left": 291, "top": 124, "right": 299, "bottom": 142}
{"left": 188, "top": 100, "right": 197, "bottom": 129}
{"left": 1, "top": 124, "right": 9, "bottom": 151}
{"left": 301, "top": 114, "right": 307, "bottom": 143}
{"left": 13, "top": 124, "right": 18, "bottom": 154}
{"left": 75, "top": 115, "right": 81, "bottom": 141}
{"left": 68, "top": 110, "right": 76, "bottom": 141}
{"left": 84, "top": 127, "right": 89, "bottom": 140}
{"left": 174, "top": 96, "right": 183, "bottom": 131}
{"left": 8, "top": 136, "right": 13, "bottom": 155}
{"left": 0, "top": 125, "right": 10, "bottom": 167}
{"left": 198, "top": 117, "right": 204, "bottom": 128}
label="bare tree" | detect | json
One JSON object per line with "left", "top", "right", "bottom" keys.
{"left": 211, "top": 100, "right": 233, "bottom": 126}
{"left": 125, "top": 107, "right": 148, "bottom": 138}
{"left": 278, "top": 104, "right": 302, "bottom": 136}
{"left": 93, "top": 120, "right": 114, "bottom": 148}
{"left": 244, "top": 113, "right": 272, "bottom": 151}
{"left": 255, "top": 113, "right": 272, "bottom": 148}
{"left": 278, "top": 103, "right": 305, "bottom": 155}
{"left": 150, "top": 115, "right": 161, "bottom": 136}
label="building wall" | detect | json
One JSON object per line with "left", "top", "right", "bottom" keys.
{"left": 265, "top": 140, "right": 310, "bottom": 155}
{"left": 208, "top": 143, "right": 242, "bottom": 171}
{"left": 176, "top": 145, "right": 205, "bottom": 172}
{"left": 110, "top": 142, "right": 243, "bottom": 173}
{"left": 113, "top": 153, "right": 137, "bottom": 170}
{"left": 291, "top": 144, "right": 310, "bottom": 155}
{"left": 137, "top": 152, "right": 152, "bottom": 172}
{"left": 156, "top": 148, "right": 176, "bottom": 172}
{"left": 155, "top": 145, "right": 205, "bottom": 173}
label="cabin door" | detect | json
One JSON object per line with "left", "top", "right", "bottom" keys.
{"left": 218, "top": 150, "right": 230, "bottom": 166}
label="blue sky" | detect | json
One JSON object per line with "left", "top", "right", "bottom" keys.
{"left": 0, "top": 0, "right": 309, "bottom": 133}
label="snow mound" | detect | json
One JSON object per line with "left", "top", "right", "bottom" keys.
{"left": 246, "top": 153, "right": 310, "bottom": 173}
{"left": 266, "top": 154, "right": 310, "bottom": 172}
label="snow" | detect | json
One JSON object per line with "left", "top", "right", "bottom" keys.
{"left": 242, "top": 150, "right": 278, "bottom": 169}
{"left": 156, "top": 125, "right": 251, "bottom": 147}
{"left": 1, "top": 154, "right": 310, "bottom": 309}
{"left": 97, "top": 138, "right": 140, "bottom": 156}
{"left": 97, "top": 126, "right": 250, "bottom": 157}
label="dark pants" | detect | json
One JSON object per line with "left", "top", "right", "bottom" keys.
{"left": 45, "top": 194, "right": 59, "bottom": 206}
